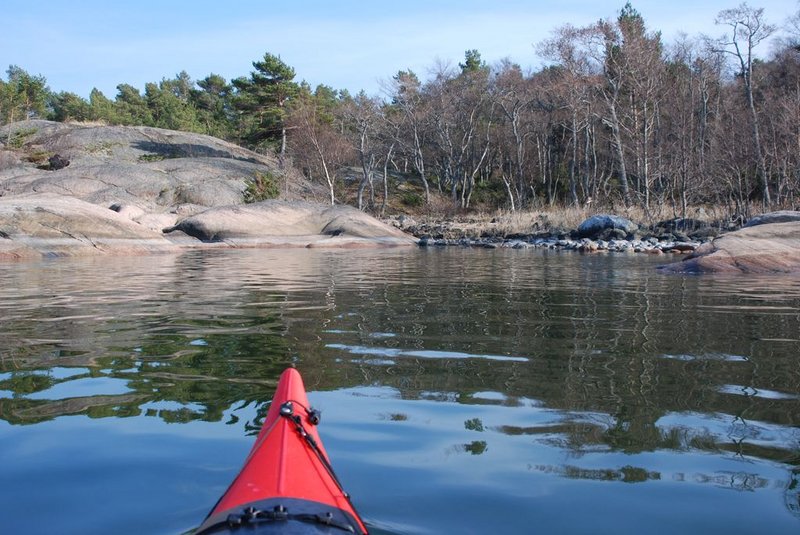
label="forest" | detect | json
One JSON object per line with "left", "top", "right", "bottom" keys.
{"left": 1, "top": 3, "right": 799, "bottom": 220}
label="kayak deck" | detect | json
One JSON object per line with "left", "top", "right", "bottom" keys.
{"left": 196, "top": 368, "right": 367, "bottom": 534}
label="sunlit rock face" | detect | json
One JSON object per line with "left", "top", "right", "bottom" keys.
{"left": 0, "top": 121, "right": 416, "bottom": 258}
{"left": 659, "top": 221, "right": 800, "bottom": 274}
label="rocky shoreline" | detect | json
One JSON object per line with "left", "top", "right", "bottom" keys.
{"left": 2, "top": 120, "right": 799, "bottom": 273}
{"left": 416, "top": 235, "right": 700, "bottom": 255}
{"left": 386, "top": 211, "right": 800, "bottom": 274}
{"left": 0, "top": 121, "right": 416, "bottom": 259}
{"left": 390, "top": 214, "right": 717, "bottom": 256}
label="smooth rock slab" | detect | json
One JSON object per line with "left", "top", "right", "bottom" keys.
{"left": 0, "top": 193, "right": 178, "bottom": 259}
{"left": 164, "top": 200, "right": 418, "bottom": 247}
{"left": 0, "top": 120, "right": 317, "bottom": 211}
{"left": 658, "top": 222, "right": 800, "bottom": 274}
{"left": 743, "top": 211, "right": 800, "bottom": 228}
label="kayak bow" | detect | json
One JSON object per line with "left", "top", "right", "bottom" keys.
{"left": 196, "top": 368, "right": 368, "bottom": 534}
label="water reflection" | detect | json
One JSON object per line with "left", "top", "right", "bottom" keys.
{"left": 0, "top": 248, "right": 799, "bottom": 532}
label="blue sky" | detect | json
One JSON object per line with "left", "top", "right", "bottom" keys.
{"left": 1, "top": 0, "right": 797, "bottom": 99}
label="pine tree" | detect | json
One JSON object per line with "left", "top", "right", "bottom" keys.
{"left": 1, "top": 66, "right": 49, "bottom": 125}
{"left": 49, "top": 91, "right": 92, "bottom": 122}
{"left": 232, "top": 52, "right": 298, "bottom": 161}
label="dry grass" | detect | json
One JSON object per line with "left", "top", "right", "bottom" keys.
{"left": 69, "top": 120, "right": 109, "bottom": 127}
{"left": 408, "top": 202, "right": 735, "bottom": 238}
{"left": 487, "top": 203, "right": 732, "bottom": 230}
{"left": 331, "top": 170, "right": 773, "bottom": 234}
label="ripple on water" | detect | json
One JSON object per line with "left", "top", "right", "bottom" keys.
{"left": 656, "top": 411, "right": 800, "bottom": 452}
{"left": 0, "top": 248, "right": 798, "bottom": 534}
{"left": 30, "top": 367, "right": 90, "bottom": 380}
{"left": 140, "top": 401, "right": 206, "bottom": 412}
{"left": 368, "top": 332, "right": 397, "bottom": 339}
{"left": 718, "top": 384, "right": 800, "bottom": 400}
{"left": 26, "top": 376, "right": 134, "bottom": 400}
{"left": 659, "top": 353, "right": 749, "bottom": 362}
{"left": 326, "top": 343, "right": 529, "bottom": 362}
{"left": 350, "top": 358, "right": 397, "bottom": 366}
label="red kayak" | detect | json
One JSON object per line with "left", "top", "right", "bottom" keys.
{"left": 195, "top": 368, "right": 368, "bottom": 534}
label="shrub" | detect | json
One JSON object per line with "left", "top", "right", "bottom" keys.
{"left": 138, "top": 153, "right": 165, "bottom": 162}
{"left": 25, "top": 150, "right": 52, "bottom": 166}
{"left": 7, "top": 127, "right": 37, "bottom": 149}
{"left": 244, "top": 171, "right": 280, "bottom": 203}
{"left": 400, "top": 191, "right": 423, "bottom": 207}
{"left": 138, "top": 150, "right": 183, "bottom": 162}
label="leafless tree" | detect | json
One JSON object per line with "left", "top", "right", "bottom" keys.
{"left": 491, "top": 60, "right": 537, "bottom": 210}
{"left": 385, "top": 71, "right": 432, "bottom": 204}
{"left": 538, "top": 25, "right": 603, "bottom": 207}
{"left": 342, "top": 92, "right": 382, "bottom": 211}
{"left": 287, "top": 92, "right": 352, "bottom": 205}
{"left": 279, "top": 5, "right": 799, "bottom": 216}
{"left": 715, "top": 2, "right": 776, "bottom": 206}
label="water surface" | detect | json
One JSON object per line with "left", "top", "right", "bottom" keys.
{"left": 0, "top": 248, "right": 798, "bottom": 534}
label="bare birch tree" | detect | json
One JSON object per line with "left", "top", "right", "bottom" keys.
{"left": 715, "top": 3, "right": 776, "bottom": 206}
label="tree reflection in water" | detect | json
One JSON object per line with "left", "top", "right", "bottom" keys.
{"left": 1, "top": 248, "right": 798, "bottom": 523}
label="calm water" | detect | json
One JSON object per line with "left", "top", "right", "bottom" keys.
{"left": 0, "top": 248, "right": 798, "bottom": 534}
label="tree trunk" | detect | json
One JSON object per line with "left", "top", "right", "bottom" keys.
{"left": 412, "top": 128, "right": 431, "bottom": 204}
{"left": 569, "top": 112, "right": 580, "bottom": 206}
{"left": 381, "top": 143, "right": 395, "bottom": 216}
{"left": 745, "top": 81, "right": 770, "bottom": 207}
{"left": 502, "top": 175, "right": 516, "bottom": 211}
{"left": 607, "top": 98, "right": 630, "bottom": 204}
{"left": 321, "top": 159, "right": 335, "bottom": 205}
{"left": 279, "top": 126, "right": 287, "bottom": 167}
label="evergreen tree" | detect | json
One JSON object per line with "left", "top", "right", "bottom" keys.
{"left": 166, "top": 70, "right": 194, "bottom": 101}
{"left": 114, "top": 84, "right": 152, "bottom": 125}
{"left": 49, "top": 91, "right": 92, "bottom": 122}
{"left": 88, "top": 88, "right": 117, "bottom": 123}
{"left": 1, "top": 65, "right": 50, "bottom": 124}
{"left": 191, "top": 74, "right": 234, "bottom": 138}
{"left": 459, "top": 49, "right": 487, "bottom": 74}
{"left": 232, "top": 52, "right": 298, "bottom": 159}
{"left": 145, "top": 77, "right": 202, "bottom": 132}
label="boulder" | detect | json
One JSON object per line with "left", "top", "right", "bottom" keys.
{"left": 658, "top": 221, "right": 800, "bottom": 274}
{"left": 652, "top": 217, "right": 708, "bottom": 233}
{"left": 743, "top": 210, "right": 800, "bottom": 228}
{"left": 46, "top": 154, "right": 70, "bottom": 170}
{"left": 135, "top": 212, "right": 180, "bottom": 232}
{"left": 575, "top": 214, "right": 638, "bottom": 239}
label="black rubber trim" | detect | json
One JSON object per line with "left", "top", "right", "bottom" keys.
{"left": 194, "top": 497, "right": 367, "bottom": 534}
